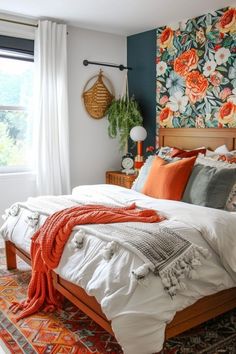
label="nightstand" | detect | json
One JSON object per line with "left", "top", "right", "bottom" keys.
{"left": 106, "top": 171, "right": 137, "bottom": 189}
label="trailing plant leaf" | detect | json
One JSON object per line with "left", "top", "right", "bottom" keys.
{"left": 106, "top": 96, "right": 143, "bottom": 151}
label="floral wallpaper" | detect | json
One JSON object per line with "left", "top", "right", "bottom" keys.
{"left": 156, "top": 7, "right": 236, "bottom": 144}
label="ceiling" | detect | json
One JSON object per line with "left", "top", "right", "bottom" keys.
{"left": 0, "top": 0, "right": 235, "bottom": 36}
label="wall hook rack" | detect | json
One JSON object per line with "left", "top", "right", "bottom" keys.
{"left": 83, "top": 59, "right": 132, "bottom": 71}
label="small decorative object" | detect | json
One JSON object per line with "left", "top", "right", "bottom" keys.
{"left": 9, "top": 204, "right": 20, "bottom": 217}
{"left": 82, "top": 70, "right": 114, "bottom": 119}
{"left": 130, "top": 126, "right": 147, "bottom": 170}
{"left": 146, "top": 145, "right": 158, "bottom": 158}
{"left": 121, "top": 152, "right": 135, "bottom": 175}
{"left": 146, "top": 146, "right": 155, "bottom": 154}
{"left": 106, "top": 72, "right": 143, "bottom": 151}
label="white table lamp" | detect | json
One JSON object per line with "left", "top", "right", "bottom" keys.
{"left": 130, "top": 126, "right": 147, "bottom": 170}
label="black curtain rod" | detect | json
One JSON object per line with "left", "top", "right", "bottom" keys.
{"left": 0, "top": 18, "right": 69, "bottom": 35}
{"left": 0, "top": 18, "right": 38, "bottom": 28}
{"left": 83, "top": 59, "right": 132, "bottom": 71}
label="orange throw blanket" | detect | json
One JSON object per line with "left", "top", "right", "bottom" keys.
{"left": 11, "top": 203, "right": 163, "bottom": 320}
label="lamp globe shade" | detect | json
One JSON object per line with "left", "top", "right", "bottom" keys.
{"left": 130, "top": 126, "right": 147, "bottom": 142}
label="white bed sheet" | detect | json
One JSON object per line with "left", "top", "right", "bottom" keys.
{"left": 1, "top": 184, "right": 236, "bottom": 354}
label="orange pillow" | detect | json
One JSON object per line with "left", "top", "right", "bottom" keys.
{"left": 142, "top": 156, "right": 196, "bottom": 201}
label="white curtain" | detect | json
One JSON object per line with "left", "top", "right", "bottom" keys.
{"left": 33, "top": 20, "right": 71, "bottom": 195}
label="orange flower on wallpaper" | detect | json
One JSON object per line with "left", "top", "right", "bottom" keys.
{"left": 159, "top": 107, "right": 173, "bottom": 127}
{"left": 218, "top": 8, "right": 236, "bottom": 34}
{"left": 159, "top": 27, "right": 174, "bottom": 49}
{"left": 218, "top": 101, "right": 236, "bottom": 126}
{"left": 174, "top": 49, "right": 198, "bottom": 77}
{"left": 185, "top": 70, "right": 208, "bottom": 104}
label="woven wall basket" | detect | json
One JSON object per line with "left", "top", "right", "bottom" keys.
{"left": 82, "top": 70, "right": 114, "bottom": 119}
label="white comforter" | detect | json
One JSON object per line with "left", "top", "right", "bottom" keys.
{"left": 1, "top": 184, "right": 236, "bottom": 354}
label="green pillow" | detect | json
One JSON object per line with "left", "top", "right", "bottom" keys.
{"left": 182, "top": 164, "right": 236, "bottom": 209}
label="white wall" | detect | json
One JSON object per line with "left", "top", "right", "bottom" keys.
{"left": 0, "top": 25, "right": 126, "bottom": 225}
{"left": 67, "top": 26, "right": 126, "bottom": 188}
{"left": 0, "top": 173, "right": 36, "bottom": 225}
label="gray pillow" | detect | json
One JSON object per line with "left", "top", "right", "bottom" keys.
{"left": 182, "top": 164, "right": 236, "bottom": 209}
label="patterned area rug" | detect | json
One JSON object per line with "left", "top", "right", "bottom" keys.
{"left": 0, "top": 248, "right": 236, "bottom": 354}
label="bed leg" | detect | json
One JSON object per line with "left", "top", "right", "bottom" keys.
{"left": 5, "top": 241, "right": 17, "bottom": 270}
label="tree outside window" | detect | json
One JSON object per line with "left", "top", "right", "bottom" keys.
{"left": 0, "top": 55, "right": 34, "bottom": 172}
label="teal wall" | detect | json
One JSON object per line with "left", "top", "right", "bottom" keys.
{"left": 127, "top": 29, "right": 156, "bottom": 153}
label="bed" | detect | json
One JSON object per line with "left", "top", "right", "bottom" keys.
{"left": 2, "top": 127, "right": 236, "bottom": 354}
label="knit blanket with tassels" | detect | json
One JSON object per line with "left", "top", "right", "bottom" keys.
{"left": 71, "top": 222, "right": 209, "bottom": 297}
{"left": 10, "top": 203, "right": 161, "bottom": 321}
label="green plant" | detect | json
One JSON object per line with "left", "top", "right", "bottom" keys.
{"left": 106, "top": 95, "right": 143, "bottom": 151}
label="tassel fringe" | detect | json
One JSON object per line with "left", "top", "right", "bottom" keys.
{"left": 159, "top": 246, "right": 209, "bottom": 297}
{"left": 132, "top": 263, "right": 153, "bottom": 280}
{"left": 131, "top": 245, "right": 209, "bottom": 297}
{"left": 70, "top": 229, "right": 86, "bottom": 250}
{"left": 101, "top": 241, "right": 118, "bottom": 260}
{"left": 3, "top": 204, "right": 20, "bottom": 220}
{"left": 26, "top": 212, "right": 40, "bottom": 228}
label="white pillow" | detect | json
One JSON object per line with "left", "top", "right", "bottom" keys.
{"left": 214, "top": 144, "right": 229, "bottom": 154}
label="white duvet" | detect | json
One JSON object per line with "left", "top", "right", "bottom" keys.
{"left": 1, "top": 184, "right": 236, "bottom": 354}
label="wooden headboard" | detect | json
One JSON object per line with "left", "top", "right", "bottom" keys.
{"left": 159, "top": 128, "right": 236, "bottom": 151}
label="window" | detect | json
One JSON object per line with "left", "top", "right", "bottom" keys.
{"left": 0, "top": 36, "right": 34, "bottom": 173}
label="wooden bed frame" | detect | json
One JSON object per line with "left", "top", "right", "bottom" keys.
{"left": 4, "top": 128, "right": 236, "bottom": 347}
{"left": 159, "top": 127, "right": 236, "bottom": 150}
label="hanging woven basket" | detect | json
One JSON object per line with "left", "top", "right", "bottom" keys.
{"left": 82, "top": 70, "right": 114, "bottom": 119}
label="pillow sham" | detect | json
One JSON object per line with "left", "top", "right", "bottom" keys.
{"left": 218, "top": 155, "right": 236, "bottom": 164}
{"left": 157, "top": 146, "right": 207, "bottom": 160}
{"left": 226, "top": 183, "right": 236, "bottom": 211}
{"left": 206, "top": 145, "right": 236, "bottom": 160}
{"left": 171, "top": 147, "right": 206, "bottom": 158}
{"left": 195, "top": 155, "right": 236, "bottom": 211}
{"left": 157, "top": 146, "right": 173, "bottom": 159}
{"left": 182, "top": 164, "right": 236, "bottom": 209}
{"left": 142, "top": 156, "right": 196, "bottom": 201}
{"left": 132, "top": 155, "right": 155, "bottom": 192}
{"left": 214, "top": 144, "right": 229, "bottom": 154}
